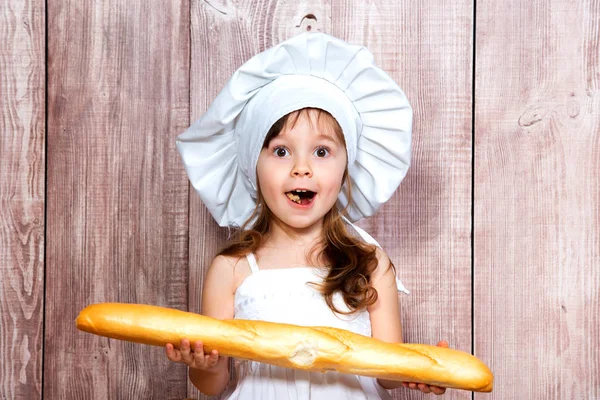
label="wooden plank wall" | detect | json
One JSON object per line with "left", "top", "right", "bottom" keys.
{"left": 0, "top": 0, "right": 46, "bottom": 398}
{"left": 0, "top": 0, "right": 598, "bottom": 399}
{"left": 189, "top": 3, "right": 473, "bottom": 400}
{"left": 474, "top": 1, "right": 600, "bottom": 399}
{"left": 43, "top": 1, "right": 191, "bottom": 398}
{"left": 335, "top": 2, "right": 474, "bottom": 400}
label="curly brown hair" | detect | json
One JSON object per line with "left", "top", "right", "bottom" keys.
{"left": 217, "top": 108, "right": 391, "bottom": 314}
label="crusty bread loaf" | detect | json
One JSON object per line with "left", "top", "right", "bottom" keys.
{"left": 76, "top": 303, "right": 493, "bottom": 392}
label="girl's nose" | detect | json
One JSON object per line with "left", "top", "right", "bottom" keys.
{"left": 291, "top": 157, "right": 312, "bottom": 177}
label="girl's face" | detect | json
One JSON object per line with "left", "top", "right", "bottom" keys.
{"left": 256, "top": 109, "right": 347, "bottom": 231}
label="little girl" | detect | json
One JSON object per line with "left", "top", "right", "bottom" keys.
{"left": 168, "top": 33, "right": 447, "bottom": 399}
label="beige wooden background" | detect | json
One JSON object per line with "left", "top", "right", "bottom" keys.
{"left": 1, "top": 0, "right": 598, "bottom": 399}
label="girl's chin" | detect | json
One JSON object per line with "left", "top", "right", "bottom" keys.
{"left": 273, "top": 214, "right": 325, "bottom": 231}
{"left": 283, "top": 221, "right": 323, "bottom": 231}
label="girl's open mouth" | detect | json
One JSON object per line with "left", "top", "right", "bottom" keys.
{"left": 285, "top": 190, "right": 316, "bottom": 206}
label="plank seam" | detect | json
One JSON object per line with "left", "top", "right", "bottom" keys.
{"left": 186, "top": 0, "right": 193, "bottom": 398}
{"left": 470, "top": 0, "right": 477, "bottom": 399}
{"left": 41, "top": 0, "right": 49, "bottom": 398}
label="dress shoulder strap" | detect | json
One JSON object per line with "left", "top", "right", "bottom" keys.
{"left": 245, "top": 253, "right": 260, "bottom": 274}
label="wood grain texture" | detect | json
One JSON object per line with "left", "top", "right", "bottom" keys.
{"left": 474, "top": 0, "right": 600, "bottom": 398}
{"left": 332, "top": 1, "right": 474, "bottom": 399}
{"left": 44, "top": 1, "right": 190, "bottom": 398}
{"left": 0, "top": 0, "right": 587, "bottom": 397}
{"left": 188, "top": 1, "right": 329, "bottom": 398}
{"left": 0, "top": 1, "right": 45, "bottom": 399}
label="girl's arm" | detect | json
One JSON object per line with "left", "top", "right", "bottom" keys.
{"left": 367, "top": 248, "right": 446, "bottom": 395}
{"left": 188, "top": 255, "right": 236, "bottom": 396}
{"left": 367, "top": 248, "right": 404, "bottom": 390}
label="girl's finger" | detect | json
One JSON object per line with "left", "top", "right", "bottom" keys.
{"left": 190, "top": 341, "right": 204, "bottom": 367}
{"left": 165, "top": 344, "right": 180, "bottom": 362}
{"left": 180, "top": 339, "right": 194, "bottom": 364}
{"left": 401, "top": 382, "right": 408, "bottom": 388}
{"left": 194, "top": 341, "right": 204, "bottom": 356}
{"left": 436, "top": 340, "right": 449, "bottom": 348}
{"left": 418, "top": 383, "right": 431, "bottom": 393}
{"left": 408, "top": 382, "right": 418, "bottom": 390}
{"left": 431, "top": 386, "right": 446, "bottom": 395}
{"left": 207, "top": 350, "right": 219, "bottom": 367}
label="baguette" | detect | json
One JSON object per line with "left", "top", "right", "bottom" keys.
{"left": 76, "top": 303, "right": 493, "bottom": 392}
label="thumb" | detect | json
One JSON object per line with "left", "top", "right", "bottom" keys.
{"left": 436, "top": 340, "right": 449, "bottom": 348}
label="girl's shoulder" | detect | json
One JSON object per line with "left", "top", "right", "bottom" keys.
{"left": 371, "top": 246, "right": 393, "bottom": 280}
{"left": 210, "top": 253, "right": 244, "bottom": 269}
{"left": 206, "top": 253, "right": 253, "bottom": 292}
{"left": 201, "top": 254, "right": 246, "bottom": 318}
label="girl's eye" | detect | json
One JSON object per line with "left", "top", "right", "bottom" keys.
{"left": 273, "top": 147, "right": 289, "bottom": 157}
{"left": 314, "top": 147, "right": 330, "bottom": 157}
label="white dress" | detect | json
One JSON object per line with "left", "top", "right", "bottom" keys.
{"left": 222, "top": 253, "right": 407, "bottom": 400}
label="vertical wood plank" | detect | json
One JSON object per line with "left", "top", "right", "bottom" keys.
{"left": 475, "top": 0, "right": 600, "bottom": 398}
{"left": 188, "top": 1, "right": 329, "bottom": 398}
{"left": 44, "top": 1, "right": 190, "bottom": 398}
{"left": 332, "top": 1, "right": 474, "bottom": 399}
{"left": 0, "top": 1, "right": 45, "bottom": 398}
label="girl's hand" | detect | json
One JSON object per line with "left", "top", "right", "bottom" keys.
{"left": 401, "top": 340, "right": 448, "bottom": 395}
{"left": 165, "top": 338, "right": 221, "bottom": 371}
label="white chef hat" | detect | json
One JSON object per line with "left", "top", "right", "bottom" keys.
{"left": 176, "top": 33, "right": 412, "bottom": 293}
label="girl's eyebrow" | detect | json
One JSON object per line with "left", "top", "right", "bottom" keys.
{"left": 270, "top": 133, "right": 341, "bottom": 145}
{"left": 315, "top": 133, "right": 342, "bottom": 144}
